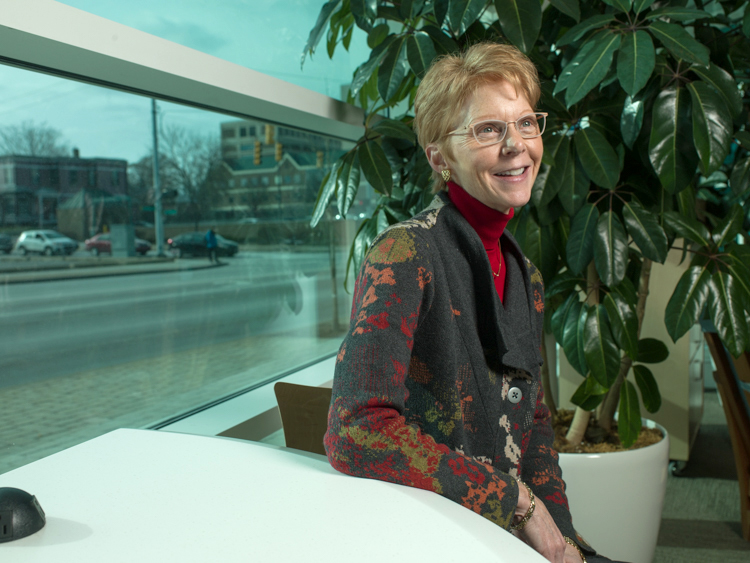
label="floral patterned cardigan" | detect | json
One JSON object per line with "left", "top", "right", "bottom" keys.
{"left": 325, "top": 193, "right": 594, "bottom": 558}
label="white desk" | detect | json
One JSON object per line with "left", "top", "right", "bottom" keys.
{"left": 0, "top": 429, "right": 545, "bottom": 562}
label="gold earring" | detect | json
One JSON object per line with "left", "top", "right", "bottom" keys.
{"left": 441, "top": 169, "right": 451, "bottom": 183}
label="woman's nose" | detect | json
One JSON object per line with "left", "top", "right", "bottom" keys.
{"left": 501, "top": 128, "right": 525, "bottom": 156}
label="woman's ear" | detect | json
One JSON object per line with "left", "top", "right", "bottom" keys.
{"left": 425, "top": 144, "right": 448, "bottom": 173}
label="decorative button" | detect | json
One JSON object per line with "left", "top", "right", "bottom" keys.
{"left": 508, "top": 387, "right": 523, "bottom": 403}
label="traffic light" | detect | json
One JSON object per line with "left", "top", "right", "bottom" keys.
{"left": 275, "top": 142, "right": 283, "bottom": 162}
{"left": 316, "top": 151, "right": 323, "bottom": 168}
{"left": 264, "top": 124, "right": 274, "bottom": 145}
{"left": 254, "top": 141, "right": 261, "bottom": 165}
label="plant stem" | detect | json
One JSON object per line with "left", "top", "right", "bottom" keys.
{"left": 565, "top": 262, "right": 599, "bottom": 445}
{"left": 599, "top": 258, "right": 653, "bottom": 429}
{"left": 540, "top": 332, "right": 557, "bottom": 418}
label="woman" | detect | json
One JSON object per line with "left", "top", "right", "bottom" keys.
{"left": 325, "top": 43, "right": 607, "bottom": 563}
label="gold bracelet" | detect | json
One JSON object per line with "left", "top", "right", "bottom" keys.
{"left": 564, "top": 536, "right": 587, "bottom": 562}
{"left": 510, "top": 481, "right": 535, "bottom": 531}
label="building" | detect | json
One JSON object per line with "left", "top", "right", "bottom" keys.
{"left": 0, "top": 150, "right": 127, "bottom": 229}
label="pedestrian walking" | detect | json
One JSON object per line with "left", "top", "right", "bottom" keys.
{"left": 205, "top": 227, "right": 219, "bottom": 264}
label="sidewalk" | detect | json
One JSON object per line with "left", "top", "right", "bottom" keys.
{"left": 0, "top": 255, "right": 221, "bottom": 284}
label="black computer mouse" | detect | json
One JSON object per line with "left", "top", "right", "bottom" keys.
{"left": 0, "top": 487, "right": 46, "bottom": 542}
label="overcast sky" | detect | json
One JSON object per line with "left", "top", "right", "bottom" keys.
{"left": 0, "top": 1, "right": 369, "bottom": 163}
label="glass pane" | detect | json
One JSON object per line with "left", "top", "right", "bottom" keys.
{"left": 58, "top": 0, "right": 370, "bottom": 100}
{"left": 0, "top": 62, "right": 373, "bottom": 474}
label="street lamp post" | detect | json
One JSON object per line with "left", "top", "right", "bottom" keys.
{"left": 152, "top": 99, "right": 165, "bottom": 256}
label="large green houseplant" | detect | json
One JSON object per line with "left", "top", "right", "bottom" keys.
{"left": 305, "top": 0, "right": 750, "bottom": 449}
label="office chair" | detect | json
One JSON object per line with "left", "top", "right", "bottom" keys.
{"left": 273, "top": 382, "right": 332, "bottom": 456}
{"left": 703, "top": 328, "right": 750, "bottom": 541}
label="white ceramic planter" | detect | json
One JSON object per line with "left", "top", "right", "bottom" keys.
{"left": 557, "top": 419, "right": 669, "bottom": 563}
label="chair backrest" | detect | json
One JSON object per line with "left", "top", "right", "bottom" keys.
{"left": 273, "top": 382, "right": 332, "bottom": 456}
{"left": 703, "top": 330, "right": 750, "bottom": 541}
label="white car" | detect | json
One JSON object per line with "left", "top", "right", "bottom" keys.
{"left": 14, "top": 230, "right": 79, "bottom": 256}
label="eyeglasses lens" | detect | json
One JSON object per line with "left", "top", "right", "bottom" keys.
{"left": 471, "top": 114, "right": 544, "bottom": 144}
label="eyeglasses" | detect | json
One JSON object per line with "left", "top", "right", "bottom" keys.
{"left": 446, "top": 112, "right": 548, "bottom": 145}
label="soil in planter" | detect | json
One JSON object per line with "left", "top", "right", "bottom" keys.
{"left": 553, "top": 409, "right": 663, "bottom": 454}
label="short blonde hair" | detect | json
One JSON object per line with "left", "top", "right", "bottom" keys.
{"left": 413, "top": 42, "right": 541, "bottom": 192}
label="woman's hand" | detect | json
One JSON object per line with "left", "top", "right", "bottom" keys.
{"left": 564, "top": 542, "right": 585, "bottom": 562}
{"left": 513, "top": 484, "right": 567, "bottom": 562}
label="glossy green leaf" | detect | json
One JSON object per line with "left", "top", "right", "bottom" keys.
{"left": 687, "top": 82, "right": 733, "bottom": 176}
{"left": 603, "top": 0, "right": 632, "bottom": 14}
{"left": 522, "top": 213, "right": 558, "bottom": 287}
{"left": 549, "top": 0, "right": 580, "bottom": 22}
{"left": 377, "top": 37, "right": 408, "bottom": 102}
{"left": 558, "top": 157, "right": 590, "bottom": 216}
{"left": 557, "top": 14, "right": 615, "bottom": 47}
{"left": 621, "top": 95, "right": 645, "bottom": 149}
{"left": 495, "top": 0, "right": 542, "bottom": 54}
{"left": 349, "top": 38, "right": 394, "bottom": 99}
{"left": 664, "top": 265, "right": 711, "bottom": 342}
{"left": 571, "top": 377, "right": 608, "bottom": 410}
{"left": 406, "top": 31, "right": 437, "bottom": 78}
{"left": 564, "top": 32, "right": 621, "bottom": 107}
{"left": 594, "top": 211, "right": 629, "bottom": 287}
{"left": 538, "top": 135, "right": 569, "bottom": 206}
{"left": 563, "top": 299, "right": 588, "bottom": 376}
{"left": 584, "top": 304, "right": 620, "bottom": 388}
{"left": 604, "top": 292, "right": 639, "bottom": 359}
{"left": 347, "top": 216, "right": 380, "bottom": 282}
{"left": 633, "top": 0, "right": 656, "bottom": 14}
{"left": 303, "top": 1, "right": 341, "bottom": 60}
{"left": 371, "top": 118, "right": 415, "bottom": 141}
{"left": 567, "top": 203, "right": 600, "bottom": 275}
{"left": 691, "top": 64, "right": 744, "bottom": 120}
{"left": 662, "top": 211, "right": 711, "bottom": 247}
{"left": 622, "top": 200, "right": 668, "bottom": 263}
{"left": 547, "top": 271, "right": 581, "bottom": 299}
{"left": 574, "top": 126, "right": 619, "bottom": 189}
{"left": 358, "top": 141, "right": 393, "bottom": 195}
{"left": 730, "top": 156, "right": 750, "bottom": 197}
{"left": 637, "top": 338, "right": 669, "bottom": 363}
{"left": 725, "top": 253, "right": 750, "bottom": 309}
{"left": 736, "top": 132, "right": 750, "bottom": 151}
{"left": 310, "top": 156, "right": 345, "bottom": 228}
{"left": 645, "top": 7, "right": 711, "bottom": 22}
{"left": 648, "top": 21, "right": 710, "bottom": 66}
{"left": 649, "top": 85, "right": 698, "bottom": 194}
{"left": 336, "top": 152, "right": 361, "bottom": 216}
{"left": 350, "top": 0, "right": 378, "bottom": 20}
{"left": 744, "top": 7, "right": 750, "bottom": 37}
{"left": 708, "top": 271, "right": 749, "bottom": 358}
{"left": 421, "top": 25, "right": 459, "bottom": 55}
{"left": 449, "top": 0, "right": 486, "bottom": 36}
{"left": 618, "top": 380, "right": 643, "bottom": 447}
{"left": 552, "top": 292, "right": 581, "bottom": 344}
{"left": 611, "top": 276, "right": 638, "bottom": 305}
{"left": 712, "top": 204, "right": 744, "bottom": 248}
{"left": 633, "top": 365, "right": 661, "bottom": 413}
{"left": 617, "top": 31, "right": 655, "bottom": 96}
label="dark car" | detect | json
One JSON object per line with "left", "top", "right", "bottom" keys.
{"left": 0, "top": 233, "right": 13, "bottom": 254}
{"left": 167, "top": 232, "right": 238, "bottom": 258}
{"left": 85, "top": 233, "right": 151, "bottom": 256}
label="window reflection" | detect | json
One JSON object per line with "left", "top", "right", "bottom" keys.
{"left": 0, "top": 63, "right": 373, "bottom": 475}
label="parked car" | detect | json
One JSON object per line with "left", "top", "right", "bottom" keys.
{"left": 0, "top": 233, "right": 13, "bottom": 254}
{"left": 14, "top": 230, "right": 78, "bottom": 256}
{"left": 85, "top": 233, "right": 151, "bottom": 256}
{"left": 167, "top": 232, "right": 238, "bottom": 258}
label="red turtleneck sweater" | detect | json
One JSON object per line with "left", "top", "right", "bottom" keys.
{"left": 447, "top": 181, "right": 514, "bottom": 303}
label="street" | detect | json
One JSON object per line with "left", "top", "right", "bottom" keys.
{"left": 0, "top": 250, "right": 351, "bottom": 390}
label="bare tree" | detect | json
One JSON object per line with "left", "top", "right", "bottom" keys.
{"left": 0, "top": 120, "right": 71, "bottom": 157}
{"left": 159, "top": 125, "right": 225, "bottom": 229}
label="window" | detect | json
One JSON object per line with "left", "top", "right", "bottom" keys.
{"left": 240, "top": 178, "right": 247, "bottom": 187}
{"left": 0, "top": 56, "right": 363, "bottom": 475}
{"left": 240, "top": 127, "right": 246, "bottom": 137}
{"left": 50, "top": 169, "right": 60, "bottom": 185}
